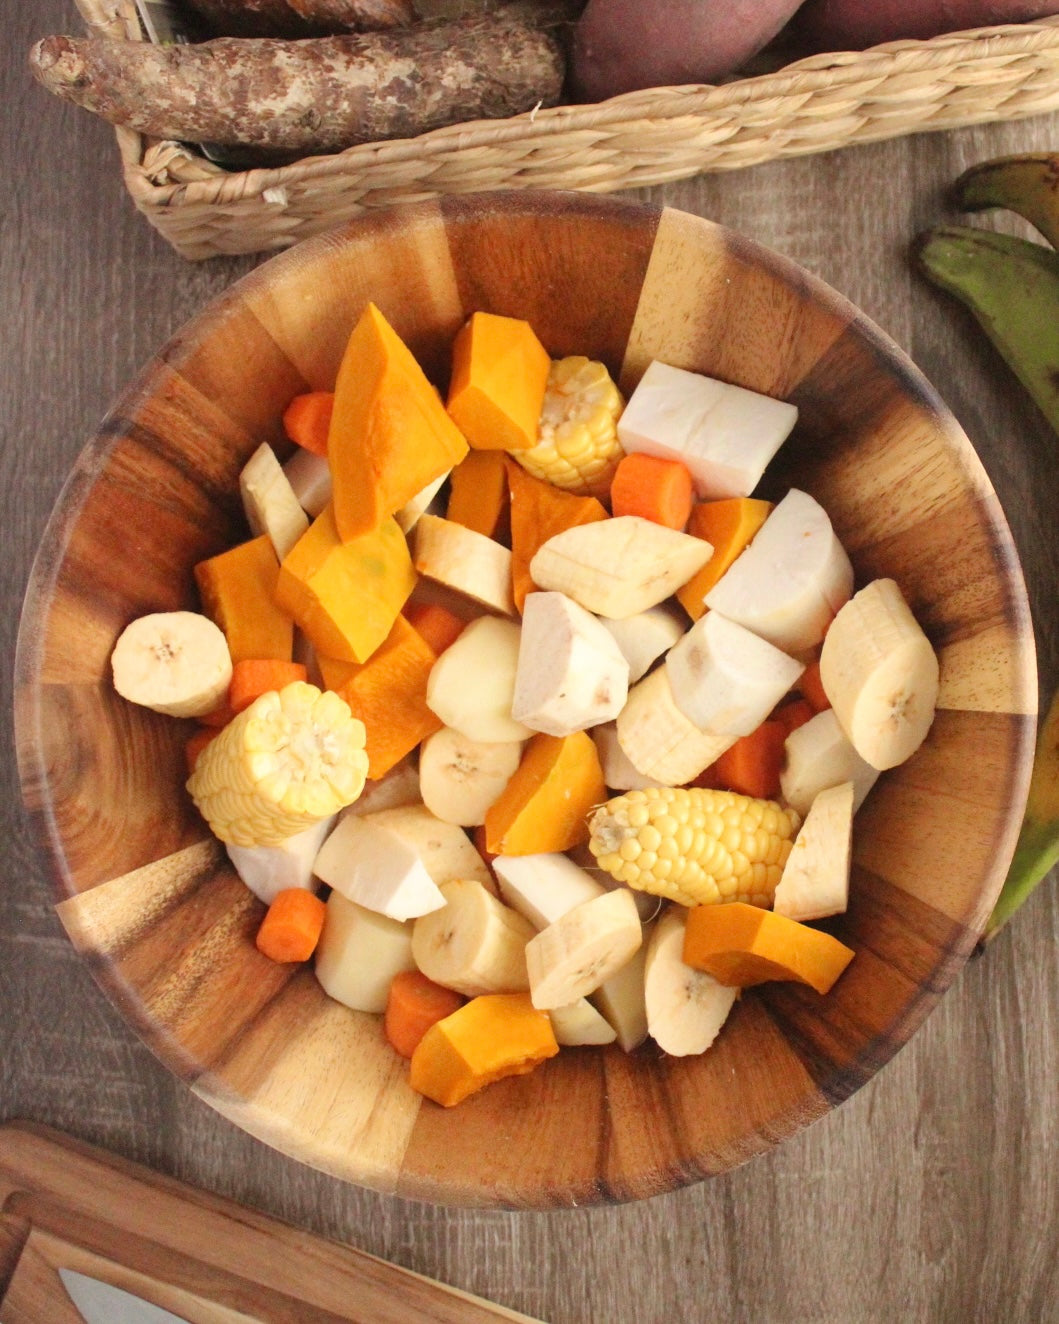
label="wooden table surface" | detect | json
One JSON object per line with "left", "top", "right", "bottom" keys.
{"left": 5, "top": 5, "right": 1059, "bottom": 1322}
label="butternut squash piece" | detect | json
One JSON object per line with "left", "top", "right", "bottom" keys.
{"left": 275, "top": 504, "right": 415, "bottom": 663}
{"left": 329, "top": 302, "right": 469, "bottom": 541}
{"left": 484, "top": 730, "right": 606, "bottom": 856}
{"left": 195, "top": 534, "right": 293, "bottom": 663}
{"left": 334, "top": 615, "right": 442, "bottom": 779}
{"left": 446, "top": 312, "right": 551, "bottom": 452}
{"left": 506, "top": 459, "right": 608, "bottom": 612}
{"left": 445, "top": 448, "right": 510, "bottom": 540}
{"left": 682, "top": 901, "right": 854, "bottom": 995}
{"left": 409, "top": 991, "right": 559, "bottom": 1107}
{"left": 676, "top": 497, "right": 772, "bottom": 621}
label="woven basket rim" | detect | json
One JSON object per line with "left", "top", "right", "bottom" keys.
{"left": 89, "top": 10, "right": 1059, "bottom": 207}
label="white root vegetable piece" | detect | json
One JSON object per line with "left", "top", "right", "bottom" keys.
{"left": 418, "top": 726, "right": 524, "bottom": 827}
{"left": 599, "top": 603, "right": 686, "bottom": 683}
{"left": 425, "top": 616, "right": 532, "bottom": 743}
{"left": 616, "top": 359, "right": 798, "bottom": 499}
{"left": 395, "top": 471, "right": 449, "bottom": 534}
{"left": 704, "top": 488, "right": 853, "bottom": 652}
{"left": 780, "top": 708, "right": 880, "bottom": 817}
{"left": 411, "top": 879, "right": 534, "bottom": 997}
{"left": 314, "top": 892, "right": 415, "bottom": 1014}
{"left": 312, "top": 814, "right": 446, "bottom": 921}
{"left": 226, "top": 815, "right": 334, "bottom": 906}
{"left": 549, "top": 999, "right": 618, "bottom": 1047}
{"left": 526, "top": 888, "right": 643, "bottom": 1010}
{"left": 512, "top": 591, "right": 629, "bottom": 736}
{"left": 644, "top": 906, "right": 737, "bottom": 1057}
{"left": 819, "top": 577, "right": 940, "bottom": 771}
{"left": 413, "top": 513, "right": 515, "bottom": 616}
{"left": 529, "top": 516, "right": 712, "bottom": 619}
{"left": 283, "top": 447, "right": 332, "bottom": 517}
{"left": 666, "top": 610, "right": 805, "bottom": 736}
{"left": 111, "top": 610, "right": 232, "bottom": 718}
{"left": 493, "top": 852, "right": 607, "bottom": 929}
{"left": 239, "top": 442, "right": 309, "bottom": 560}
{"left": 590, "top": 927, "right": 652, "bottom": 1052}
{"left": 616, "top": 664, "right": 734, "bottom": 786}
{"left": 591, "top": 721, "right": 664, "bottom": 792}
{"left": 359, "top": 803, "right": 496, "bottom": 891}
{"left": 773, "top": 781, "right": 854, "bottom": 922}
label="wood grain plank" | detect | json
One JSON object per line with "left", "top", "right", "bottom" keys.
{"left": 442, "top": 192, "right": 661, "bottom": 375}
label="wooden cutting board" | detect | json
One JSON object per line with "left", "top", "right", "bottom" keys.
{"left": 0, "top": 1122, "right": 540, "bottom": 1323}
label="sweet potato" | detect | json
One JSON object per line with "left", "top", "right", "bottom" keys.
{"left": 181, "top": 0, "right": 414, "bottom": 38}
{"left": 791, "top": 0, "right": 1059, "bottom": 50}
{"left": 30, "top": 15, "right": 566, "bottom": 155}
{"left": 570, "top": 0, "right": 804, "bottom": 101}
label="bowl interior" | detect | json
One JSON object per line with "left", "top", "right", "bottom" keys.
{"left": 14, "top": 193, "right": 1036, "bottom": 1208}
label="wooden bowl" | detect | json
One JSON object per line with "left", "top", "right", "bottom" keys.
{"left": 15, "top": 193, "right": 1037, "bottom": 1208}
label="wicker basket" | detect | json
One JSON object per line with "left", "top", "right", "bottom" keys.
{"left": 74, "top": 0, "right": 1059, "bottom": 260}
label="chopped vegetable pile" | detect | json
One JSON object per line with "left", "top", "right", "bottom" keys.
{"left": 110, "top": 304, "right": 940, "bottom": 1107}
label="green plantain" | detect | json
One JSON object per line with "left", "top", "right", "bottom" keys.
{"left": 986, "top": 687, "right": 1059, "bottom": 939}
{"left": 914, "top": 164, "right": 1059, "bottom": 938}
{"left": 911, "top": 225, "right": 1059, "bottom": 437}
{"left": 953, "top": 152, "right": 1059, "bottom": 250}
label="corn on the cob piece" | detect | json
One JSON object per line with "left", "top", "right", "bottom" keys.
{"left": 510, "top": 356, "right": 624, "bottom": 497}
{"left": 187, "top": 681, "right": 368, "bottom": 847}
{"left": 588, "top": 787, "right": 801, "bottom": 909}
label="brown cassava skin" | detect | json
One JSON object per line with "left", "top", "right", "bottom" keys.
{"left": 792, "top": 0, "right": 1059, "bottom": 50}
{"left": 29, "top": 18, "right": 565, "bottom": 155}
{"left": 570, "top": 0, "right": 805, "bottom": 102}
{"left": 180, "top": 0, "right": 415, "bottom": 38}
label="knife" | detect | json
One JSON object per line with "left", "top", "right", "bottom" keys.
{"left": 58, "top": 1268, "right": 191, "bottom": 1324}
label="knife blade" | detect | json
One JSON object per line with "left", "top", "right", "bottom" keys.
{"left": 58, "top": 1268, "right": 191, "bottom": 1324}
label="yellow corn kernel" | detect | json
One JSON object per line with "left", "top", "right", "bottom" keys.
{"left": 588, "top": 787, "right": 801, "bottom": 909}
{"left": 510, "top": 356, "right": 624, "bottom": 497}
{"left": 187, "top": 681, "right": 368, "bottom": 846}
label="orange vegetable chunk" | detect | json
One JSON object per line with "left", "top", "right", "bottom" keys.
{"left": 255, "top": 888, "right": 327, "bottom": 964}
{"left": 228, "top": 658, "right": 309, "bottom": 714}
{"left": 773, "top": 697, "right": 815, "bottom": 737}
{"left": 195, "top": 534, "right": 293, "bottom": 664}
{"left": 275, "top": 505, "right": 416, "bottom": 663}
{"left": 402, "top": 601, "right": 466, "bottom": 656}
{"left": 610, "top": 451, "right": 694, "bottom": 530}
{"left": 329, "top": 302, "right": 468, "bottom": 541}
{"left": 385, "top": 970, "right": 464, "bottom": 1060}
{"left": 445, "top": 448, "right": 510, "bottom": 539}
{"left": 484, "top": 730, "right": 606, "bottom": 856}
{"left": 798, "top": 658, "right": 832, "bottom": 713}
{"left": 333, "top": 615, "right": 442, "bottom": 779}
{"left": 184, "top": 727, "right": 218, "bottom": 775}
{"left": 676, "top": 497, "right": 772, "bottom": 621}
{"left": 682, "top": 901, "right": 855, "bottom": 995}
{"left": 446, "top": 312, "right": 551, "bottom": 452}
{"left": 506, "top": 459, "right": 608, "bottom": 612}
{"left": 711, "top": 719, "right": 787, "bottom": 800}
{"left": 282, "top": 390, "right": 334, "bottom": 458}
{"left": 409, "top": 992, "right": 559, "bottom": 1107}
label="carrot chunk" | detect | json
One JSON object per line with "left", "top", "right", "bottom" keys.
{"left": 282, "top": 391, "right": 334, "bottom": 458}
{"left": 402, "top": 601, "right": 466, "bottom": 656}
{"left": 385, "top": 970, "right": 465, "bottom": 1060}
{"left": 610, "top": 452, "right": 694, "bottom": 530}
{"left": 799, "top": 659, "right": 831, "bottom": 713}
{"left": 255, "top": 888, "right": 327, "bottom": 964}
{"left": 711, "top": 720, "right": 787, "bottom": 800}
